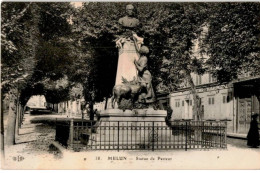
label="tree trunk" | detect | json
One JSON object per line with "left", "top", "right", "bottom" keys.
{"left": 16, "top": 102, "right": 20, "bottom": 136}
{"left": 81, "top": 101, "right": 86, "bottom": 120}
{"left": 185, "top": 71, "right": 201, "bottom": 121}
{"left": 20, "top": 106, "right": 24, "bottom": 128}
{"left": 89, "top": 101, "right": 94, "bottom": 121}
{"left": 6, "top": 90, "right": 18, "bottom": 145}
{"left": 185, "top": 71, "right": 202, "bottom": 142}
{"left": 1, "top": 93, "right": 5, "bottom": 160}
{"left": 104, "top": 97, "right": 108, "bottom": 110}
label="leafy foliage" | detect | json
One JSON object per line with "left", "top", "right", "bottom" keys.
{"left": 21, "top": 2, "right": 74, "bottom": 104}
{"left": 155, "top": 3, "right": 209, "bottom": 91}
{"left": 202, "top": 2, "right": 260, "bottom": 82}
{"left": 2, "top": 2, "right": 259, "bottom": 108}
{"left": 1, "top": 2, "right": 37, "bottom": 95}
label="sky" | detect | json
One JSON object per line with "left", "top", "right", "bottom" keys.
{"left": 71, "top": 2, "right": 83, "bottom": 8}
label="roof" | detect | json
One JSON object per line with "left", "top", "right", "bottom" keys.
{"left": 232, "top": 75, "right": 260, "bottom": 84}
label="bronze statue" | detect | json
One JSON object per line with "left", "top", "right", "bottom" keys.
{"left": 133, "top": 38, "right": 156, "bottom": 103}
{"left": 115, "top": 4, "right": 143, "bottom": 85}
{"left": 111, "top": 80, "right": 144, "bottom": 109}
{"left": 118, "top": 4, "right": 139, "bottom": 38}
{"left": 112, "top": 4, "right": 155, "bottom": 109}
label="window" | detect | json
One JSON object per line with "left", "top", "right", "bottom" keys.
{"left": 199, "top": 97, "right": 203, "bottom": 105}
{"left": 209, "top": 74, "right": 216, "bottom": 83}
{"left": 182, "top": 101, "right": 184, "bottom": 106}
{"left": 175, "top": 100, "right": 180, "bottom": 107}
{"left": 196, "top": 75, "right": 202, "bottom": 85}
{"left": 190, "top": 100, "right": 192, "bottom": 106}
{"left": 208, "top": 97, "right": 214, "bottom": 105}
{"left": 223, "top": 96, "right": 226, "bottom": 103}
{"left": 227, "top": 92, "right": 232, "bottom": 102}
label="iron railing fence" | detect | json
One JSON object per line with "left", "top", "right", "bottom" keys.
{"left": 55, "top": 119, "right": 227, "bottom": 151}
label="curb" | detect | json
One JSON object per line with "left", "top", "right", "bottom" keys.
{"left": 227, "top": 134, "right": 247, "bottom": 140}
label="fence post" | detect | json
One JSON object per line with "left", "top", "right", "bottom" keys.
{"left": 202, "top": 121, "right": 204, "bottom": 148}
{"left": 118, "top": 121, "right": 120, "bottom": 152}
{"left": 185, "top": 122, "right": 188, "bottom": 151}
{"left": 225, "top": 121, "right": 227, "bottom": 148}
{"left": 219, "top": 122, "right": 221, "bottom": 148}
{"left": 152, "top": 121, "right": 154, "bottom": 151}
{"left": 55, "top": 118, "right": 57, "bottom": 141}
{"left": 70, "top": 118, "right": 74, "bottom": 149}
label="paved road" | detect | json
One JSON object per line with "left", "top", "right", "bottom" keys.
{"left": 227, "top": 137, "right": 248, "bottom": 148}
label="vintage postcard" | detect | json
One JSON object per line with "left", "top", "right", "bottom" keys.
{"left": 1, "top": 1, "right": 260, "bottom": 170}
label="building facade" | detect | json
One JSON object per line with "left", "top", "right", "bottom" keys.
{"left": 170, "top": 73, "right": 260, "bottom": 135}
{"left": 26, "top": 95, "right": 46, "bottom": 108}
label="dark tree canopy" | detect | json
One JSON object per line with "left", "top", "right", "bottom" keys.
{"left": 2, "top": 2, "right": 259, "bottom": 105}
{"left": 1, "top": 2, "right": 75, "bottom": 104}
{"left": 202, "top": 2, "right": 260, "bottom": 82}
{"left": 1, "top": 2, "right": 37, "bottom": 94}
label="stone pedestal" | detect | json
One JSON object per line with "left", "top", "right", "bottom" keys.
{"left": 88, "top": 108, "right": 167, "bottom": 150}
{"left": 99, "top": 108, "right": 167, "bottom": 122}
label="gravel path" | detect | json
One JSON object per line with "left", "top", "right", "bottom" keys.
{"left": 3, "top": 113, "right": 62, "bottom": 169}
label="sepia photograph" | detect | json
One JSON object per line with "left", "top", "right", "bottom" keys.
{"left": 1, "top": 1, "right": 260, "bottom": 170}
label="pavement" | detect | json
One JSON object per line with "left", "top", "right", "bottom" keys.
{"left": 1, "top": 113, "right": 260, "bottom": 170}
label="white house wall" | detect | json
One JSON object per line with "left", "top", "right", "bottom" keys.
{"left": 170, "top": 84, "right": 234, "bottom": 123}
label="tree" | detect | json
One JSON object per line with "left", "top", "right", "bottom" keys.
{"left": 202, "top": 2, "right": 260, "bottom": 82}
{"left": 156, "top": 3, "right": 209, "bottom": 120}
{"left": 19, "top": 2, "right": 75, "bottom": 105}
{"left": 1, "top": 2, "right": 75, "bottom": 148}
{"left": 70, "top": 2, "right": 122, "bottom": 111}
{"left": 1, "top": 2, "right": 38, "bottom": 147}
